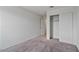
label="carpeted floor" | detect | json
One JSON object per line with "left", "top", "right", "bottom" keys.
{"left": 0, "top": 36, "right": 79, "bottom": 52}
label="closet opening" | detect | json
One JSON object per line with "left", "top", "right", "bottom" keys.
{"left": 50, "top": 15, "right": 59, "bottom": 40}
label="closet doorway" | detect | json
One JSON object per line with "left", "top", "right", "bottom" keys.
{"left": 50, "top": 15, "right": 59, "bottom": 39}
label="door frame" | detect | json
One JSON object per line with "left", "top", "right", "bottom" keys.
{"left": 46, "top": 13, "right": 59, "bottom": 40}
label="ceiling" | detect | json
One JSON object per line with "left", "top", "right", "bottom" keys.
{"left": 21, "top": 6, "right": 72, "bottom": 16}
{"left": 22, "top": 6, "right": 51, "bottom": 16}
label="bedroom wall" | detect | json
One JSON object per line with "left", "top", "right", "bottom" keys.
{"left": 46, "top": 6, "right": 74, "bottom": 40}
{"left": 40, "top": 16, "right": 46, "bottom": 36}
{"left": 0, "top": 7, "right": 41, "bottom": 50}
{"left": 59, "top": 12, "right": 73, "bottom": 44}
{"left": 46, "top": 6, "right": 79, "bottom": 49}
{"left": 0, "top": 11, "right": 2, "bottom": 49}
{"left": 76, "top": 7, "right": 79, "bottom": 49}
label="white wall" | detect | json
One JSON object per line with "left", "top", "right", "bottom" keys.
{"left": 46, "top": 6, "right": 74, "bottom": 39}
{"left": 0, "top": 7, "right": 41, "bottom": 50}
{"left": 59, "top": 12, "right": 73, "bottom": 44}
{"left": 76, "top": 7, "right": 79, "bottom": 49}
{"left": 0, "top": 10, "right": 2, "bottom": 49}
{"left": 40, "top": 16, "right": 46, "bottom": 36}
{"left": 46, "top": 6, "right": 79, "bottom": 49}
